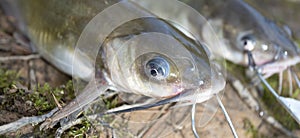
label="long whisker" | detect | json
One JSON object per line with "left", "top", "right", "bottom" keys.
{"left": 104, "top": 97, "right": 175, "bottom": 115}
{"left": 215, "top": 94, "right": 238, "bottom": 138}
{"left": 278, "top": 71, "right": 283, "bottom": 95}
{"left": 103, "top": 90, "right": 192, "bottom": 115}
{"left": 291, "top": 67, "right": 300, "bottom": 88}
{"left": 287, "top": 68, "right": 293, "bottom": 97}
{"left": 191, "top": 103, "right": 200, "bottom": 138}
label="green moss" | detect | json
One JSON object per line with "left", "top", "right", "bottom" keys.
{"left": 27, "top": 80, "right": 74, "bottom": 115}
{"left": 0, "top": 68, "right": 76, "bottom": 138}
{"left": 66, "top": 119, "right": 92, "bottom": 137}
{"left": 292, "top": 88, "right": 300, "bottom": 99}
{"left": 103, "top": 97, "right": 118, "bottom": 110}
{"left": 243, "top": 118, "right": 267, "bottom": 138}
{"left": 0, "top": 69, "right": 114, "bottom": 137}
{"left": 0, "top": 68, "right": 74, "bottom": 114}
{"left": 296, "top": 39, "right": 300, "bottom": 48}
{"left": 224, "top": 60, "right": 249, "bottom": 83}
{"left": 30, "top": 84, "right": 55, "bottom": 114}
{"left": 0, "top": 69, "right": 18, "bottom": 90}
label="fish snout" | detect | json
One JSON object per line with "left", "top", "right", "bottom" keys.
{"left": 259, "top": 56, "right": 300, "bottom": 75}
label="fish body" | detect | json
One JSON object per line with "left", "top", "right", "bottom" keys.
{"left": 0, "top": 0, "right": 226, "bottom": 131}
{"left": 180, "top": 0, "right": 300, "bottom": 74}
{"left": 1, "top": 0, "right": 119, "bottom": 80}
{"left": 3, "top": 0, "right": 223, "bottom": 96}
{"left": 5, "top": 0, "right": 298, "bottom": 95}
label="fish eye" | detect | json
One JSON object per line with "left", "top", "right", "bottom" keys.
{"left": 145, "top": 57, "right": 170, "bottom": 80}
{"left": 240, "top": 35, "right": 256, "bottom": 51}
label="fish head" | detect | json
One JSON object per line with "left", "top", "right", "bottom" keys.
{"left": 232, "top": 19, "right": 300, "bottom": 74}
{"left": 101, "top": 17, "right": 225, "bottom": 100}
{"left": 216, "top": 0, "right": 300, "bottom": 74}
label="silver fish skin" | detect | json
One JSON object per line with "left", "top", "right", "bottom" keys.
{"left": 0, "top": 0, "right": 120, "bottom": 80}
{"left": 1, "top": 0, "right": 222, "bottom": 97}
{"left": 0, "top": 0, "right": 226, "bottom": 129}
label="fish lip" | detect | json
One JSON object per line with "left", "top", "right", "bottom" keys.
{"left": 165, "top": 78, "right": 224, "bottom": 103}
{"left": 162, "top": 91, "right": 182, "bottom": 98}
{"left": 259, "top": 56, "right": 300, "bottom": 75}
{"left": 176, "top": 87, "right": 217, "bottom": 103}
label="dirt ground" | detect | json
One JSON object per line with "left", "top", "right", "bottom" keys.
{"left": 0, "top": 1, "right": 300, "bottom": 138}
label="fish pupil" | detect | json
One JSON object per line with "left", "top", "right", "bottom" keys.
{"left": 145, "top": 57, "right": 170, "bottom": 80}
{"left": 150, "top": 69, "right": 158, "bottom": 76}
{"left": 241, "top": 35, "right": 256, "bottom": 51}
{"left": 244, "top": 41, "right": 247, "bottom": 46}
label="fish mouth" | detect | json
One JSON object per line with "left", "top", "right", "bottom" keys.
{"left": 259, "top": 56, "right": 300, "bottom": 76}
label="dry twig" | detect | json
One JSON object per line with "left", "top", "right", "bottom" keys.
{"left": 0, "top": 108, "right": 58, "bottom": 134}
